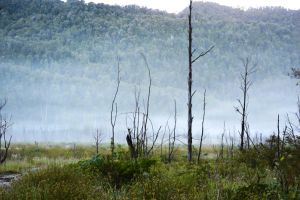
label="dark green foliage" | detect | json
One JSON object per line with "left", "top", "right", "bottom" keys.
{"left": 79, "top": 155, "right": 156, "bottom": 188}
{"left": 224, "top": 183, "right": 281, "bottom": 200}
{"left": 235, "top": 134, "right": 300, "bottom": 198}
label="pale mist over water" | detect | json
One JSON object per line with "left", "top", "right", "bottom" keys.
{"left": 6, "top": 74, "right": 298, "bottom": 145}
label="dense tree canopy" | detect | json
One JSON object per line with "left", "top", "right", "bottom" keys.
{"left": 0, "top": 0, "right": 299, "bottom": 78}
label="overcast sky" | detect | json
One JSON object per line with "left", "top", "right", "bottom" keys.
{"left": 85, "top": 0, "right": 300, "bottom": 13}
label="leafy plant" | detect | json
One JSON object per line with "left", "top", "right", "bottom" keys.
{"left": 79, "top": 155, "right": 156, "bottom": 188}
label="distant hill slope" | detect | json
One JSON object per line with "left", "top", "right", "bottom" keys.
{"left": 0, "top": 0, "right": 299, "bottom": 78}
{"left": 181, "top": 2, "right": 300, "bottom": 23}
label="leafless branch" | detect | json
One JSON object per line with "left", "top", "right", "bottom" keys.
{"left": 192, "top": 46, "right": 215, "bottom": 64}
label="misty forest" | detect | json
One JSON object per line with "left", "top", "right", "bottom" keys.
{"left": 0, "top": 0, "right": 300, "bottom": 199}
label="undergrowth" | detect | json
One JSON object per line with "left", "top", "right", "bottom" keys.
{"left": 0, "top": 140, "right": 299, "bottom": 200}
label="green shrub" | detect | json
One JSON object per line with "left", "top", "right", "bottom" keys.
{"left": 126, "top": 162, "right": 219, "bottom": 200}
{"left": 79, "top": 155, "right": 156, "bottom": 188}
{"left": 223, "top": 183, "right": 284, "bottom": 200}
{"left": 235, "top": 134, "right": 300, "bottom": 196}
{"left": 0, "top": 165, "right": 99, "bottom": 200}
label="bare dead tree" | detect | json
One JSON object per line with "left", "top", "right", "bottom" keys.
{"left": 133, "top": 88, "right": 140, "bottom": 143}
{"left": 168, "top": 100, "right": 177, "bottom": 163}
{"left": 245, "top": 122, "right": 250, "bottom": 149}
{"left": 124, "top": 88, "right": 141, "bottom": 158}
{"left": 245, "top": 119, "right": 259, "bottom": 151}
{"left": 286, "top": 114, "right": 297, "bottom": 143}
{"left": 281, "top": 126, "right": 287, "bottom": 153}
{"left": 220, "top": 122, "right": 226, "bottom": 159}
{"left": 197, "top": 89, "right": 206, "bottom": 163}
{"left": 277, "top": 114, "right": 281, "bottom": 159}
{"left": 94, "top": 129, "right": 102, "bottom": 154}
{"left": 168, "top": 129, "right": 172, "bottom": 162}
{"left": 285, "top": 98, "right": 300, "bottom": 147}
{"left": 125, "top": 54, "right": 160, "bottom": 158}
{"left": 110, "top": 57, "right": 121, "bottom": 157}
{"left": 224, "top": 129, "right": 235, "bottom": 159}
{"left": 132, "top": 88, "right": 141, "bottom": 157}
{"left": 0, "top": 99, "right": 12, "bottom": 164}
{"left": 297, "top": 97, "right": 300, "bottom": 125}
{"left": 146, "top": 121, "right": 161, "bottom": 156}
{"left": 141, "top": 54, "right": 152, "bottom": 154}
{"left": 187, "top": 0, "right": 214, "bottom": 162}
{"left": 160, "top": 119, "right": 169, "bottom": 159}
{"left": 228, "top": 130, "right": 234, "bottom": 159}
{"left": 235, "top": 57, "right": 256, "bottom": 151}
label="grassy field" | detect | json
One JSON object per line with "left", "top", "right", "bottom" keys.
{"left": 0, "top": 142, "right": 299, "bottom": 200}
{"left": 0, "top": 143, "right": 218, "bottom": 173}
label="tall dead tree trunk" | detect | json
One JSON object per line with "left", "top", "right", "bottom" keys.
{"left": 110, "top": 58, "right": 121, "bottom": 157}
{"left": 235, "top": 57, "right": 256, "bottom": 151}
{"left": 187, "top": 0, "right": 193, "bottom": 162}
{"left": 141, "top": 53, "right": 152, "bottom": 156}
{"left": 94, "top": 129, "right": 102, "bottom": 154}
{"left": 220, "top": 122, "right": 226, "bottom": 159}
{"left": 187, "top": 0, "right": 214, "bottom": 162}
{"left": 168, "top": 100, "right": 177, "bottom": 163}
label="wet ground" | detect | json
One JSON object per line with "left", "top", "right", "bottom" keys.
{"left": 0, "top": 172, "right": 21, "bottom": 188}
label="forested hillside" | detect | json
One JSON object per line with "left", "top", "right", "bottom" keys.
{"left": 1, "top": 0, "right": 299, "bottom": 80}
{"left": 0, "top": 0, "right": 299, "bottom": 141}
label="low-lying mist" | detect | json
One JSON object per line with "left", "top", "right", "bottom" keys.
{"left": 3, "top": 65, "right": 298, "bottom": 145}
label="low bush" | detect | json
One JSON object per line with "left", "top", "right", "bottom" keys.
{"left": 0, "top": 165, "right": 100, "bottom": 200}
{"left": 79, "top": 155, "right": 156, "bottom": 188}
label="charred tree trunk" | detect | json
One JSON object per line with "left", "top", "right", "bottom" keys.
{"left": 126, "top": 129, "right": 137, "bottom": 159}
